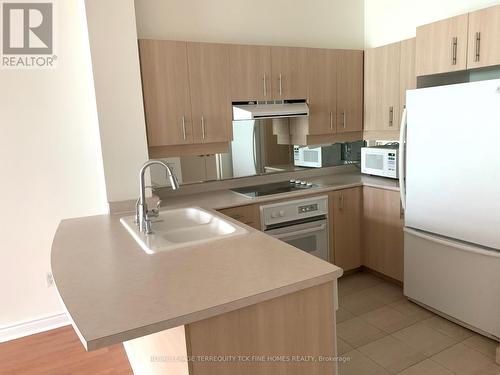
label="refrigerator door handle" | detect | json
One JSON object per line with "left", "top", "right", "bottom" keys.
{"left": 399, "top": 107, "right": 407, "bottom": 210}
{"left": 252, "top": 124, "right": 257, "bottom": 173}
{"left": 404, "top": 228, "right": 500, "bottom": 259}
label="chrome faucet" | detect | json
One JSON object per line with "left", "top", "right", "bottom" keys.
{"left": 137, "top": 160, "right": 179, "bottom": 234}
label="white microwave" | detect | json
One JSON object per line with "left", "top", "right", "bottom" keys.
{"left": 294, "top": 144, "right": 341, "bottom": 168}
{"left": 361, "top": 146, "right": 399, "bottom": 179}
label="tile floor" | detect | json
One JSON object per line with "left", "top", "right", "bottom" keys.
{"left": 337, "top": 271, "right": 500, "bottom": 375}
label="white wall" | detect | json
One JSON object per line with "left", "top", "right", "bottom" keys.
{"left": 0, "top": 0, "right": 108, "bottom": 328}
{"left": 84, "top": 0, "right": 149, "bottom": 202}
{"left": 365, "top": 0, "right": 500, "bottom": 48}
{"left": 134, "top": 0, "right": 365, "bottom": 49}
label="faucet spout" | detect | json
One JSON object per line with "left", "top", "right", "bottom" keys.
{"left": 137, "top": 160, "right": 179, "bottom": 233}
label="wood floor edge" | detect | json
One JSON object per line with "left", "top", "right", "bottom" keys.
{"left": 0, "top": 313, "right": 70, "bottom": 343}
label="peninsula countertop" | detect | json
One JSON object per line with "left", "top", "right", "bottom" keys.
{"left": 51, "top": 211, "right": 343, "bottom": 351}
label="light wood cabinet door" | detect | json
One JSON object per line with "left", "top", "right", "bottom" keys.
{"left": 337, "top": 50, "right": 363, "bottom": 133}
{"left": 364, "top": 42, "right": 401, "bottom": 132}
{"left": 399, "top": 38, "right": 416, "bottom": 116}
{"left": 416, "top": 14, "right": 469, "bottom": 76}
{"left": 187, "top": 42, "right": 232, "bottom": 144}
{"left": 467, "top": 5, "right": 500, "bottom": 69}
{"left": 307, "top": 48, "right": 337, "bottom": 135}
{"left": 229, "top": 45, "right": 272, "bottom": 101}
{"left": 329, "top": 187, "right": 362, "bottom": 271}
{"left": 271, "top": 46, "right": 308, "bottom": 100}
{"left": 362, "top": 187, "right": 404, "bottom": 282}
{"left": 218, "top": 205, "right": 261, "bottom": 230}
{"left": 138, "top": 40, "right": 193, "bottom": 146}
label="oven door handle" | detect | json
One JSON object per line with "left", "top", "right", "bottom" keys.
{"left": 271, "top": 224, "right": 327, "bottom": 239}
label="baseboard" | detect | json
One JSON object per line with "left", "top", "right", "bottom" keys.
{"left": 0, "top": 313, "right": 70, "bottom": 343}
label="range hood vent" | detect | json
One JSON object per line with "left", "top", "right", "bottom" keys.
{"left": 232, "top": 100, "right": 309, "bottom": 121}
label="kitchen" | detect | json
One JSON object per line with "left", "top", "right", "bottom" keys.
{"left": 1, "top": 0, "right": 500, "bottom": 374}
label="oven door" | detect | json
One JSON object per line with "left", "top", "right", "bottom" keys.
{"left": 265, "top": 218, "right": 329, "bottom": 261}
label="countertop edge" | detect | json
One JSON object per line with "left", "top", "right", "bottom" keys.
{"left": 84, "top": 270, "right": 342, "bottom": 351}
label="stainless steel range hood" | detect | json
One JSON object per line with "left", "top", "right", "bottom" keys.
{"left": 232, "top": 100, "right": 309, "bottom": 121}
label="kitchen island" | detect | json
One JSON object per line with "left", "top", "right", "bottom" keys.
{"left": 51, "top": 209, "right": 343, "bottom": 374}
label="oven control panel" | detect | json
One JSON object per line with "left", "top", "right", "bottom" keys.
{"left": 260, "top": 196, "right": 328, "bottom": 228}
{"left": 298, "top": 204, "right": 318, "bottom": 214}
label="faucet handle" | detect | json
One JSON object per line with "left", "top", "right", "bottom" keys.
{"left": 144, "top": 219, "right": 153, "bottom": 234}
{"left": 156, "top": 199, "right": 162, "bottom": 210}
{"left": 134, "top": 197, "right": 141, "bottom": 224}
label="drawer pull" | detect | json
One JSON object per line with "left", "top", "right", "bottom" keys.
{"left": 451, "top": 37, "right": 458, "bottom": 65}
{"left": 474, "top": 32, "right": 481, "bottom": 62}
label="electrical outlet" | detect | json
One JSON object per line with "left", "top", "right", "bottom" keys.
{"left": 46, "top": 272, "right": 54, "bottom": 288}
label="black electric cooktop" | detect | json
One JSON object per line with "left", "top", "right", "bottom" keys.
{"left": 231, "top": 180, "right": 320, "bottom": 198}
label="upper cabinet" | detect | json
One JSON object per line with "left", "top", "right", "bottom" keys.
{"left": 139, "top": 40, "right": 193, "bottom": 146}
{"left": 187, "top": 42, "right": 232, "bottom": 144}
{"left": 399, "top": 38, "right": 416, "bottom": 111}
{"left": 229, "top": 45, "right": 309, "bottom": 101}
{"left": 364, "top": 39, "right": 415, "bottom": 140}
{"left": 364, "top": 42, "right": 401, "bottom": 138}
{"left": 307, "top": 49, "right": 363, "bottom": 137}
{"left": 467, "top": 4, "right": 500, "bottom": 69}
{"left": 337, "top": 50, "right": 364, "bottom": 133}
{"left": 139, "top": 40, "right": 232, "bottom": 155}
{"left": 416, "top": 5, "right": 500, "bottom": 76}
{"left": 270, "top": 47, "right": 308, "bottom": 100}
{"left": 416, "top": 14, "right": 469, "bottom": 76}
{"left": 140, "top": 39, "right": 364, "bottom": 153}
{"left": 229, "top": 45, "right": 272, "bottom": 101}
{"left": 307, "top": 48, "right": 337, "bottom": 136}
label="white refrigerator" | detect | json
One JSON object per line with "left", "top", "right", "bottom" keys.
{"left": 401, "top": 79, "right": 500, "bottom": 341}
{"left": 230, "top": 120, "right": 265, "bottom": 177}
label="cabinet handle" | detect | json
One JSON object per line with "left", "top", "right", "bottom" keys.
{"left": 201, "top": 116, "right": 206, "bottom": 139}
{"left": 389, "top": 106, "right": 394, "bottom": 127}
{"left": 263, "top": 73, "right": 267, "bottom": 97}
{"left": 330, "top": 111, "right": 333, "bottom": 130}
{"left": 451, "top": 37, "right": 458, "bottom": 65}
{"left": 339, "top": 193, "right": 344, "bottom": 211}
{"left": 279, "top": 73, "right": 283, "bottom": 96}
{"left": 342, "top": 111, "right": 346, "bottom": 129}
{"left": 474, "top": 32, "right": 481, "bottom": 62}
{"left": 181, "top": 116, "right": 186, "bottom": 140}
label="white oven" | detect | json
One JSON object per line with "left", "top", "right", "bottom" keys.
{"left": 260, "top": 196, "right": 329, "bottom": 261}
{"left": 361, "top": 145, "right": 399, "bottom": 179}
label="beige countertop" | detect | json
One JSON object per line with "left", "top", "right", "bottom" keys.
{"left": 158, "top": 171, "right": 399, "bottom": 211}
{"left": 51, "top": 171, "right": 396, "bottom": 351}
{"left": 52, "top": 212, "right": 343, "bottom": 351}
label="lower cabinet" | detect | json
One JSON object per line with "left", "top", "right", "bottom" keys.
{"left": 329, "top": 187, "right": 362, "bottom": 272}
{"left": 362, "top": 186, "right": 404, "bottom": 281}
{"left": 217, "top": 204, "right": 261, "bottom": 230}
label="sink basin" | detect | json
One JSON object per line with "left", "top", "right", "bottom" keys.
{"left": 120, "top": 207, "right": 248, "bottom": 254}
